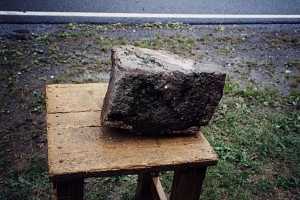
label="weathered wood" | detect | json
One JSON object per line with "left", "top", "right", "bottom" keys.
{"left": 46, "top": 83, "right": 218, "bottom": 180}
{"left": 53, "top": 178, "right": 84, "bottom": 200}
{"left": 152, "top": 176, "right": 168, "bottom": 200}
{"left": 170, "top": 167, "right": 207, "bottom": 200}
{"left": 47, "top": 111, "right": 100, "bottom": 129}
{"left": 46, "top": 83, "right": 108, "bottom": 114}
{"left": 135, "top": 173, "right": 167, "bottom": 200}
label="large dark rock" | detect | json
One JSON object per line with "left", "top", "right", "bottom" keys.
{"left": 101, "top": 46, "right": 226, "bottom": 135}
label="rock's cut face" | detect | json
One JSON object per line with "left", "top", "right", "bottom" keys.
{"left": 101, "top": 45, "right": 226, "bottom": 135}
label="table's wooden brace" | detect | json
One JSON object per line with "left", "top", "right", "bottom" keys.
{"left": 53, "top": 178, "right": 84, "bottom": 200}
{"left": 135, "top": 167, "right": 207, "bottom": 200}
{"left": 135, "top": 173, "right": 168, "bottom": 200}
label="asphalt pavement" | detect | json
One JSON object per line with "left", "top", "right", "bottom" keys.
{"left": 0, "top": 0, "right": 300, "bottom": 24}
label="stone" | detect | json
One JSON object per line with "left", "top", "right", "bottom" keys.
{"left": 101, "top": 45, "right": 226, "bottom": 135}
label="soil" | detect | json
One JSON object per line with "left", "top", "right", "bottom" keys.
{"left": 0, "top": 23, "right": 299, "bottom": 199}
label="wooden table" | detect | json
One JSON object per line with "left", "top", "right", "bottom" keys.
{"left": 46, "top": 83, "right": 218, "bottom": 200}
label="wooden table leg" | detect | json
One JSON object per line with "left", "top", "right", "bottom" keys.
{"left": 170, "top": 166, "right": 207, "bottom": 200}
{"left": 135, "top": 173, "right": 168, "bottom": 200}
{"left": 53, "top": 178, "right": 84, "bottom": 200}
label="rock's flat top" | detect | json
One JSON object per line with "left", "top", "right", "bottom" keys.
{"left": 114, "top": 45, "right": 224, "bottom": 74}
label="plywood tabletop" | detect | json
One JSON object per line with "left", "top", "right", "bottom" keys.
{"left": 46, "top": 83, "right": 218, "bottom": 179}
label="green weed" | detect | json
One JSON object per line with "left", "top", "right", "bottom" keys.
{"left": 2, "top": 156, "right": 51, "bottom": 200}
{"left": 200, "top": 80, "right": 300, "bottom": 199}
{"left": 134, "top": 34, "right": 196, "bottom": 56}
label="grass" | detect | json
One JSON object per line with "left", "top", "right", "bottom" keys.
{"left": 134, "top": 34, "right": 196, "bottom": 56}
{"left": 1, "top": 23, "right": 299, "bottom": 200}
{"left": 1, "top": 156, "right": 51, "bottom": 200}
{"left": 85, "top": 176, "right": 137, "bottom": 200}
{"left": 200, "top": 81, "right": 300, "bottom": 199}
{"left": 64, "top": 22, "right": 190, "bottom": 31}
{"left": 2, "top": 80, "right": 298, "bottom": 200}
{"left": 267, "top": 33, "right": 300, "bottom": 48}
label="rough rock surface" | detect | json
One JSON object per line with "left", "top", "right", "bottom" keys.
{"left": 101, "top": 45, "right": 226, "bottom": 135}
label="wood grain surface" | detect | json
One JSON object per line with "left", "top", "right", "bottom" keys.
{"left": 46, "top": 83, "right": 218, "bottom": 179}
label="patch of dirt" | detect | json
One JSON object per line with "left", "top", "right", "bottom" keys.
{"left": 0, "top": 23, "right": 299, "bottom": 199}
